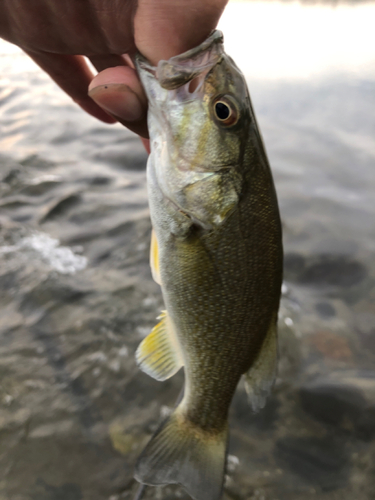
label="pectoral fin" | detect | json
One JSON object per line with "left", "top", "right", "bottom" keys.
{"left": 136, "top": 311, "right": 184, "bottom": 381}
{"left": 244, "top": 318, "right": 278, "bottom": 412}
{"left": 150, "top": 230, "right": 162, "bottom": 285}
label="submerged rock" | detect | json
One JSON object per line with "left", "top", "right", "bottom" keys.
{"left": 300, "top": 370, "right": 375, "bottom": 438}
{"left": 276, "top": 435, "right": 349, "bottom": 491}
{"left": 284, "top": 252, "right": 367, "bottom": 288}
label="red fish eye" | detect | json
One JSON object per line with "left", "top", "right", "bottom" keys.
{"left": 213, "top": 97, "right": 239, "bottom": 126}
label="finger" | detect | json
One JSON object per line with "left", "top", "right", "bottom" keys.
{"left": 141, "top": 138, "right": 150, "bottom": 154}
{"left": 135, "top": 0, "right": 229, "bottom": 65}
{"left": 88, "top": 66, "right": 149, "bottom": 138}
{"left": 25, "top": 51, "right": 117, "bottom": 123}
{"left": 89, "top": 54, "right": 128, "bottom": 72}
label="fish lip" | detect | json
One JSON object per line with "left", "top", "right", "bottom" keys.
{"left": 136, "top": 30, "right": 223, "bottom": 73}
{"left": 164, "top": 30, "right": 223, "bottom": 66}
{"left": 136, "top": 30, "right": 224, "bottom": 90}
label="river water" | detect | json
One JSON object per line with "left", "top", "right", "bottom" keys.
{"left": 0, "top": 1, "right": 374, "bottom": 499}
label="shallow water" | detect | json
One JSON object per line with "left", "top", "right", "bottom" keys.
{"left": 1, "top": 1, "right": 375, "bottom": 499}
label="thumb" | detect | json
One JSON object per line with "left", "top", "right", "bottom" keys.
{"left": 88, "top": 65, "right": 149, "bottom": 138}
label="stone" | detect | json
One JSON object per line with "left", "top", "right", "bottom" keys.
{"left": 275, "top": 435, "right": 349, "bottom": 491}
{"left": 315, "top": 302, "right": 336, "bottom": 319}
{"left": 300, "top": 370, "right": 375, "bottom": 438}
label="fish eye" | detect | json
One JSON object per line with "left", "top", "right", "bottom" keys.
{"left": 215, "top": 102, "right": 230, "bottom": 120}
{"left": 213, "top": 96, "right": 239, "bottom": 126}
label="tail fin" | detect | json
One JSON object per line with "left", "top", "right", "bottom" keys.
{"left": 135, "top": 409, "right": 228, "bottom": 500}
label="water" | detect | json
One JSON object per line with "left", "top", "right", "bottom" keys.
{"left": 1, "top": 1, "right": 375, "bottom": 499}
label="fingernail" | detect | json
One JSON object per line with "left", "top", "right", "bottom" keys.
{"left": 88, "top": 83, "right": 144, "bottom": 122}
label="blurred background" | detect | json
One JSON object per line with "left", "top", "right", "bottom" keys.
{"left": 0, "top": 1, "right": 374, "bottom": 499}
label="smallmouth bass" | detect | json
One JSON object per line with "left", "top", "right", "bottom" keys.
{"left": 134, "top": 30, "right": 283, "bottom": 500}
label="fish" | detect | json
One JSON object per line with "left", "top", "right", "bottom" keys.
{"left": 134, "top": 30, "right": 283, "bottom": 500}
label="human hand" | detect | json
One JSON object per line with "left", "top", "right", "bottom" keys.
{"left": 1, "top": 0, "right": 228, "bottom": 138}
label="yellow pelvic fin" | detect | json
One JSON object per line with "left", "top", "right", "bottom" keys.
{"left": 244, "top": 318, "right": 278, "bottom": 412}
{"left": 150, "top": 229, "right": 161, "bottom": 285}
{"left": 136, "top": 311, "right": 184, "bottom": 381}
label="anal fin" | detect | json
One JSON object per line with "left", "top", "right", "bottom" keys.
{"left": 136, "top": 311, "right": 183, "bottom": 381}
{"left": 244, "top": 317, "right": 278, "bottom": 412}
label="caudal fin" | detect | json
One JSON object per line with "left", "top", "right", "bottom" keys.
{"left": 135, "top": 409, "right": 228, "bottom": 500}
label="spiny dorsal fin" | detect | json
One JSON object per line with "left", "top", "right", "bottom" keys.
{"left": 136, "top": 311, "right": 184, "bottom": 381}
{"left": 150, "top": 229, "right": 161, "bottom": 285}
{"left": 244, "top": 318, "right": 278, "bottom": 412}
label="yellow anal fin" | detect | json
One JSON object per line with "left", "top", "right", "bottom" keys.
{"left": 244, "top": 317, "right": 278, "bottom": 412}
{"left": 136, "top": 311, "right": 183, "bottom": 381}
{"left": 150, "top": 229, "right": 162, "bottom": 285}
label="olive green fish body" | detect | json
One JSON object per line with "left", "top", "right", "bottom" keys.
{"left": 135, "top": 31, "right": 282, "bottom": 500}
{"left": 156, "top": 146, "right": 281, "bottom": 431}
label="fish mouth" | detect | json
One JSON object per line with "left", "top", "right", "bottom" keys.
{"left": 136, "top": 30, "right": 224, "bottom": 90}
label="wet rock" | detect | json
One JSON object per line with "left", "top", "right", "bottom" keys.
{"left": 305, "top": 331, "right": 353, "bottom": 361}
{"left": 283, "top": 253, "right": 306, "bottom": 281}
{"left": 19, "top": 280, "right": 88, "bottom": 315}
{"left": 41, "top": 193, "right": 82, "bottom": 221}
{"left": 275, "top": 436, "right": 349, "bottom": 491}
{"left": 31, "top": 479, "right": 83, "bottom": 500}
{"left": 300, "top": 370, "right": 375, "bottom": 438}
{"left": 299, "top": 255, "right": 367, "bottom": 287}
{"left": 2, "top": 166, "right": 22, "bottom": 185}
{"left": 20, "top": 154, "right": 55, "bottom": 170}
{"left": 315, "top": 302, "right": 336, "bottom": 319}
{"left": 356, "top": 312, "right": 375, "bottom": 355}
{"left": 87, "top": 175, "right": 111, "bottom": 186}
{"left": 284, "top": 253, "right": 367, "bottom": 288}
{"left": 312, "top": 238, "right": 359, "bottom": 257}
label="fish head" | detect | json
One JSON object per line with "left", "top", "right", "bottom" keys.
{"left": 136, "top": 31, "right": 250, "bottom": 229}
